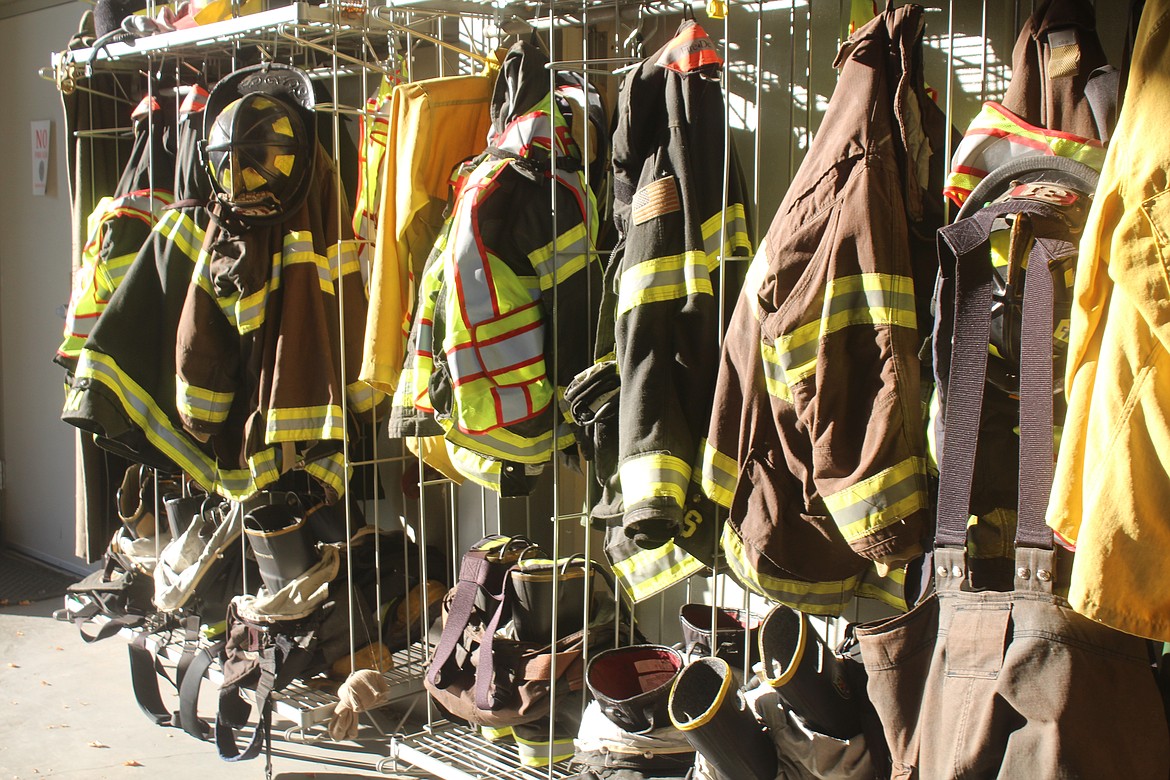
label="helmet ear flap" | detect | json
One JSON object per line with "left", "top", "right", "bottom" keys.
{"left": 202, "top": 64, "right": 317, "bottom": 226}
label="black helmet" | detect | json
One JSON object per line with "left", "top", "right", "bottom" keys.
{"left": 202, "top": 63, "right": 316, "bottom": 225}
{"left": 958, "top": 155, "right": 1100, "bottom": 395}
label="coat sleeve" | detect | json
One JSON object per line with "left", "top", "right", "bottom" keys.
{"left": 174, "top": 227, "right": 243, "bottom": 439}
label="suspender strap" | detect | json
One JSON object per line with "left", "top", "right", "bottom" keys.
{"left": 79, "top": 610, "right": 144, "bottom": 643}
{"left": 426, "top": 536, "right": 533, "bottom": 691}
{"left": 128, "top": 631, "right": 180, "bottom": 727}
{"left": 177, "top": 640, "right": 224, "bottom": 741}
{"left": 215, "top": 634, "right": 316, "bottom": 763}
{"left": 934, "top": 218, "right": 996, "bottom": 547}
{"left": 1015, "top": 237, "right": 1061, "bottom": 549}
{"left": 474, "top": 572, "right": 513, "bottom": 711}
{"left": 935, "top": 199, "right": 1072, "bottom": 549}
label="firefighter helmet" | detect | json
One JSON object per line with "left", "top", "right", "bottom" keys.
{"left": 202, "top": 63, "right": 316, "bottom": 225}
{"left": 958, "top": 155, "right": 1100, "bottom": 395}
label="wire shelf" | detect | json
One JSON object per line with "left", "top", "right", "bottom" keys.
{"left": 388, "top": 720, "right": 577, "bottom": 780}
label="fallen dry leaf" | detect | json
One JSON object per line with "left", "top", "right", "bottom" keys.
{"left": 18, "top": 601, "right": 30, "bottom": 606}
{"left": 40, "top": 680, "right": 51, "bottom": 687}
{"left": 54, "top": 647, "right": 63, "bottom": 652}
{"left": 122, "top": 761, "right": 143, "bottom": 767}
{"left": 7, "top": 663, "right": 18, "bottom": 668}
{"left": 87, "top": 741, "right": 109, "bottom": 749}
{"left": 0, "top": 599, "right": 9, "bottom": 607}
{"left": 46, "top": 724, "right": 69, "bottom": 730}
{"left": 15, "top": 631, "right": 24, "bottom": 637}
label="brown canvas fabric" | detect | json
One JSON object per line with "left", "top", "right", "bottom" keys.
{"left": 855, "top": 547, "right": 1169, "bottom": 779}
{"left": 1000, "top": 0, "right": 1110, "bottom": 141}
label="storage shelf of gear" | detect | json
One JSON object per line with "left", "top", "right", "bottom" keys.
{"left": 48, "top": 0, "right": 1040, "bottom": 777}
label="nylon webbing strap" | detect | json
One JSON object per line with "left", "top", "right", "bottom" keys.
{"left": 426, "top": 549, "right": 493, "bottom": 688}
{"left": 128, "top": 632, "right": 179, "bottom": 727}
{"left": 474, "top": 572, "right": 513, "bottom": 711}
{"left": 934, "top": 219, "right": 996, "bottom": 547}
{"left": 79, "top": 611, "right": 143, "bottom": 643}
{"left": 935, "top": 199, "right": 1070, "bottom": 550}
{"left": 216, "top": 645, "right": 278, "bottom": 762}
{"left": 177, "top": 640, "right": 224, "bottom": 741}
{"left": 1016, "top": 237, "right": 1062, "bottom": 549}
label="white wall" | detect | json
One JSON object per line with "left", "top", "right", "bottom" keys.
{"left": 0, "top": 1, "right": 88, "bottom": 572}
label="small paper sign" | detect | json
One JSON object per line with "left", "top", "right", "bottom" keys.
{"left": 31, "top": 120, "right": 51, "bottom": 196}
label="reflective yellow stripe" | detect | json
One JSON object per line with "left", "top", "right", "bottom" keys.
{"left": 619, "top": 453, "right": 692, "bottom": 508}
{"left": 720, "top": 524, "right": 858, "bottom": 616}
{"left": 283, "top": 244, "right": 333, "bottom": 295}
{"left": 853, "top": 563, "right": 908, "bottom": 613}
{"left": 611, "top": 540, "right": 705, "bottom": 603}
{"left": 778, "top": 273, "right": 917, "bottom": 385}
{"left": 346, "top": 380, "right": 383, "bottom": 415}
{"left": 945, "top": 102, "right": 1106, "bottom": 205}
{"left": 617, "top": 251, "right": 714, "bottom": 317}
{"left": 158, "top": 209, "right": 204, "bottom": 261}
{"left": 71, "top": 349, "right": 258, "bottom": 500}
{"left": 513, "top": 733, "right": 575, "bottom": 767}
{"left": 481, "top": 725, "right": 513, "bottom": 741}
{"left": 442, "top": 422, "right": 573, "bottom": 465}
{"left": 822, "top": 457, "right": 928, "bottom": 543}
{"left": 943, "top": 172, "right": 982, "bottom": 203}
{"left": 175, "top": 376, "right": 232, "bottom": 424}
{"left": 528, "top": 221, "right": 591, "bottom": 291}
{"left": 327, "top": 240, "right": 362, "bottom": 281}
{"left": 443, "top": 443, "right": 504, "bottom": 492}
{"left": 265, "top": 404, "right": 345, "bottom": 443}
{"left": 699, "top": 438, "right": 737, "bottom": 509}
{"left": 759, "top": 340, "right": 792, "bottom": 403}
{"left": 700, "top": 203, "right": 752, "bottom": 259}
{"left": 302, "top": 450, "right": 349, "bottom": 497}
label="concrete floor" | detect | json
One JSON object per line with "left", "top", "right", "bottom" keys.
{"left": 0, "top": 597, "right": 430, "bottom": 780}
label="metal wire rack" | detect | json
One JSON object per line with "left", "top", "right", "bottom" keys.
{"left": 46, "top": 0, "right": 1076, "bottom": 777}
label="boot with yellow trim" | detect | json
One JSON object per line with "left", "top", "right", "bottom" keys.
{"left": 569, "top": 644, "right": 694, "bottom": 779}
{"left": 667, "top": 656, "right": 777, "bottom": 780}
{"left": 757, "top": 603, "right": 862, "bottom": 740}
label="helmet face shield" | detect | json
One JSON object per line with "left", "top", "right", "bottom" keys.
{"left": 202, "top": 64, "right": 317, "bottom": 226}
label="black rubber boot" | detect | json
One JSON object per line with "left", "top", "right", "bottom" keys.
{"left": 678, "top": 603, "right": 761, "bottom": 670}
{"left": 509, "top": 556, "right": 591, "bottom": 643}
{"left": 757, "top": 603, "right": 862, "bottom": 739}
{"left": 574, "top": 645, "right": 694, "bottom": 779}
{"left": 242, "top": 500, "right": 318, "bottom": 592}
{"left": 587, "top": 644, "right": 684, "bottom": 734}
{"left": 667, "top": 656, "right": 777, "bottom": 780}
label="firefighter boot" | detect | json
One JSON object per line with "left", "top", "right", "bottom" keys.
{"left": 668, "top": 656, "right": 777, "bottom": 780}
{"left": 242, "top": 500, "right": 318, "bottom": 592}
{"left": 509, "top": 556, "right": 590, "bottom": 643}
{"left": 758, "top": 603, "right": 862, "bottom": 739}
{"left": 678, "top": 603, "right": 761, "bottom": 670}
{"left": 572, "top": 645, "right": 694, "bottom": 778}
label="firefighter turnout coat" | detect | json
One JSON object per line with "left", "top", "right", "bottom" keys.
{"left": 704, "top": 5, "right": 948, "bottom": 614}
{"left": 585, "top": 20, "right": 753, "bottom": 602}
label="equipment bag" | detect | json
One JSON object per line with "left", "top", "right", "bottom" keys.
{"left": 855, "top": 184, "right": 1170, "bottom": 778}
{"left": 424, "top": 535, "right": 625, "bottom": 729}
